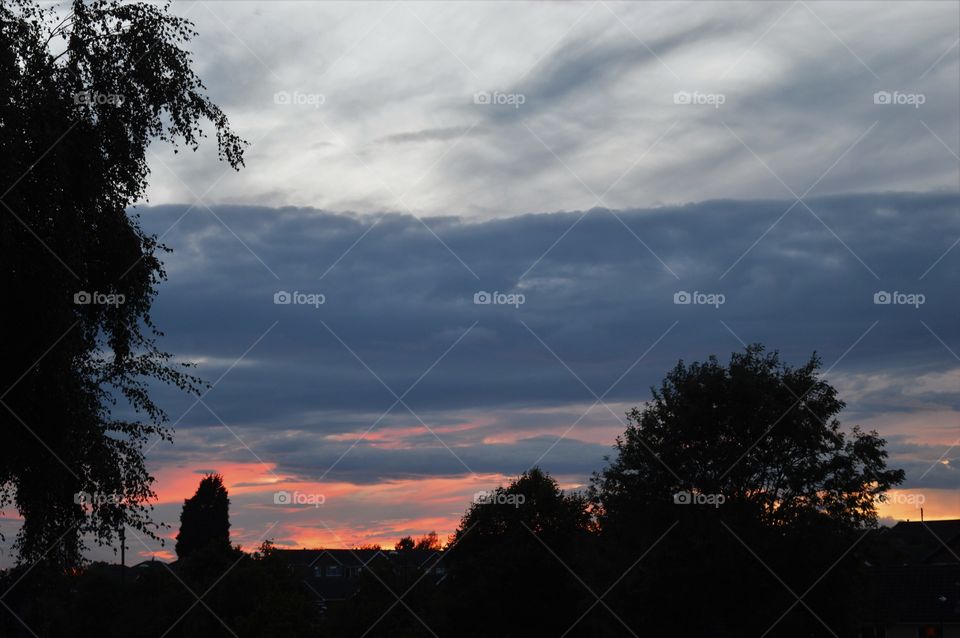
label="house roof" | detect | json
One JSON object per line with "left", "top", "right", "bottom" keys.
{"left": 274, "top": 548, "right": 387, "bottom": 568}
{"left": 274, "top": 548, "right": 442, "bottom": 569}
{"left": 886, "top": 520, "right": 960, "bottom": 565}
{"left": 274, "top": 548, "right": 444, "bottom": 603}
{"left": 862, "top": 564, "right": 960, "bottom": 624}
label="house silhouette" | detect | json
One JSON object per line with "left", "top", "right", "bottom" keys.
{"left": 861, "top": 520, "right": 960, "bottom": 638}
{"left": 273, "top": 548, "right": 444, "bottom": 611}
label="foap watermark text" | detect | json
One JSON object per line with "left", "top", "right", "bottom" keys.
{"left": 274, "top": 290, "right": 325, "bottom": 308}
{"left": 74, "top": 491, "right": 122, "bottom": 506}
{"left": 673, "top": 490, "right": 725, "bottom": 508}
{"left": 873, "top": 90, "right": 925, "bottom": 108}
{"left": 74, "top": 290, "right": 125, "bottom": 307}
{"left": 73, "top": 90, "right": 124, "bottom": 106}
{"left": 473, "top": 90, "right": 525, "bottom": 108}
{"left": 274, "top": 90, "right": 325, "bottom": 108}
{"left": 674, "top": 91, "right": 725, "bottom": 108}
{"left": 874, "top": 290, "right": 925, "bottom": 308}
{"left": 274, "top": 490, "right": 325, "bottom": 507}
{"left": 474, "top": 490, "right": 525, "bottom": 507}
{"left": 674, "top": 290, "right": 725, "bottom": 308}
{"left": 474, "top": 290, "right": 525, "bottom": 308}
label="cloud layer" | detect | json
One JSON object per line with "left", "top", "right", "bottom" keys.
{"left": 141, "top": 1, "right": 959, "bottom": 218}
{"left": 129, "top": 192, "right": 959, "bottom": 497}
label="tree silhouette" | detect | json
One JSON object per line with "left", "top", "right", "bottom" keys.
{"left": 0, "top": 0, "right": 244, "bottom": 566}
{"left": 593, "top": 344, "right": 903, "bottom": 531}
{"left": 590, "top": 345, "right": 905, "bottom": 634}
{"left": 414, "top": 531, "right": 441, "bottom": 551}
{"left": 175, "top": 474, "right": 231, "bottom": 560}
{"left": 394, "top": 532, "right": 439, "bottom": 552}
{"left": 443, "top": 468, "right": 595, "bottom": 637}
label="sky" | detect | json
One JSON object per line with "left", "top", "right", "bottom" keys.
{"left": 3, "top": 0, "right": 958, "bottom": 565}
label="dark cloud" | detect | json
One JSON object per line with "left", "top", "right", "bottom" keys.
{"left": 264, "top": 434, "right": 610, "bottom": 486}
{"left": 128, "top": 191, "right": 960, "bottom": 487}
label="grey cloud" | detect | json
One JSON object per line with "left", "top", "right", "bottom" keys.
{"left": 141, "top": 2, "right": 957, "bottom": 217}
{"left": 374, "top": 125, "right": 484, "bottom": 145}
{"left": 882, "top": 436, "right": 959, "bottom": 491}
{"left": 127, "top": 191, "right": 959, "bottom": 487}
{"left": 269, "top": 435, "right": 609, "bottom": 486}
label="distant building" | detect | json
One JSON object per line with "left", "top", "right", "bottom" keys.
{"left": 273, "top": 548, "right": 445, "bottom": 610}
{"left": 860, "top": 520, "right": 960, "bottom": 638}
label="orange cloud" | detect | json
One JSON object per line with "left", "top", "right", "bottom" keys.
{"left": 150, "top": 461, "right": 286, "bottom": 505}
{"left": 877, "top": 488, "right": 960, "bottom": 522}
{"left": 148, "top": 458, "right": 960, "bottom": 558}
{"left": 149, "top": 462, "right": 517, "bottom": 551}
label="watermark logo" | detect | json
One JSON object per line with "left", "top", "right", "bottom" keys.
{"left": 673, "top": 91, "right": 725, "bottom": 108}
{"left": 274, "top": 290, "right": 326, "bottom": 308}
{"left": 673, "top": 490, "right": 725, "bottom": 508}
{"left": 873, "top": 290, "right": 925, "bottom": 308}
{"left": 274, "top": 90, "right": 325, "bottom": 109}
{"left": 673, "top": 290, "right": 725, "bottom": 308}
{"left": 74, "top": 290, "right": 125, "bottom": 307}
{"left": 473, "top": 90, "right": 526, "bottom": 109}
{"left": 473, "top": 490, "right": 526, "bottom": 507}
{"left": 474, "top": 290, "right": 525, "bottom": 308}
{"left": 873, "top": 90, "right": 925, "bottom": 108}
{"left": 884, "top": 492, "right": 925, "bottom": 507}
{"left": 273, "top": 490, "right": 325, "bottom": 508}
{"left": 74, "top": 491, "right": 122, "bottom": 506}
{"left": 72, "top": 90, "right": 124, "bottom": 107}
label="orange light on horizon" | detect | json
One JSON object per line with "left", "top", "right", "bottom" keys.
{"left": 877, "top": 488, "right": 960, "bottom": 523}
{"left": 146, "top": 459, "right": 960, "bottom": 557}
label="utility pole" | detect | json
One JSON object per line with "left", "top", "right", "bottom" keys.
{"left": 120, "top": 524, "right": 126, "bottom": 587}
